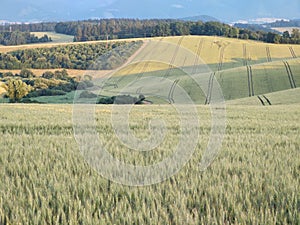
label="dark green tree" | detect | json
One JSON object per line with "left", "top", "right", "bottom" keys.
{"left": 20, "top": 68, "right": 35, "bottom": 78}
{"left": 282, "top": 31, "right": 290, "bottom": 39}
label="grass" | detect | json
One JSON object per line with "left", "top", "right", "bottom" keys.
{"left": 0, "top": 104, "right": 299, "bottom": 224}
{"left": 17, "top": 57, "right": 299, "bottom": 104}
{"left": 31, "top": 32, "right": 74, "bottom": 43}
{"left": 29, "top": 91, "right": 76, "bottom": 104}
{"left": 228, "top": 87, "right": 300, "bottom": 105}
{"left": 86, "top": 58, "right": 300, "bottom": 104}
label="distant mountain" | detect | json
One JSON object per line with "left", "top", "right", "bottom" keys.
{"left": 180, "top": 15, "right": 219, "bottom": 22}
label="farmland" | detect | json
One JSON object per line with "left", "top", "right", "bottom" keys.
{"left": 0, "top": 104, "right": 299, "bottom": 224}
{"left": 31, "top": 32, "right": 74, "bottom": 43}
{"left": 228, "top": 87, "right": 300, "bottom": 105}
{"left": 76, "top": 36, "right": 300, "bottom": 105}
{"left": 2, "top": 35, "right": 295, "bottom": 104}
{"left": 0, "top": 33, "right": 299, "bottom": 224}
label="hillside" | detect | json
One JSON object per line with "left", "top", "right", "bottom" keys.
{"left": 1, "top": 35, "right": 300, "bottom": 104}
{"left": 93, "top": 36, "right": 300, "bottom": 104}
{"left": 31, "top": 32, "right": 74, "bottom": 43}
{"left": 227, "top": 88, "right": 300, "bottom": 105}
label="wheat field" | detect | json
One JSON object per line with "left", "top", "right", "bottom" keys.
{"left": 0, "top": 104, "right": 299, "bottom": 224}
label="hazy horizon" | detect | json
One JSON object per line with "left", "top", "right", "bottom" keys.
{"left": 0, "top": 0, "right": 299, "bottom": 23}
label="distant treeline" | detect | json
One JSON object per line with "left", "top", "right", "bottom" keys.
{"left": 0, "top": 22, "right": 56, "bottom": 32}
{"left": 266, "top": 19, "right": 300, "bottom": 28}
{"left": 54, "top": 19, "right": 241, "bottom": 41}
{"left": 0, "top": 68, "right": 83, "bottom": 102}
{"left": 0, "top": 41, "right": 142, "bottom": 70}
{"left": 1, "top": 19, "right": 300, "bottom": 45}
{"left": 0, "top": 31, "right": 52, "bottom": 46}
{"left": 54, "top": 19, "right": 300, "bottom": 44}
{"left": 234, "top": 23, "right": 278, "bottom": 33}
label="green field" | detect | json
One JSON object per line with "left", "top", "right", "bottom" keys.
{"left": 0, "top": 104, "right": 299, "bottom": 224}
{"left": 228, "top": 87, "right": 300, "bottom": 105}
{"left": 31, "top": 32, "right": 74, "bottom": 43}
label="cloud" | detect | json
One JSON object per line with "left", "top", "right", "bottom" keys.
{"left": 107, "top": 8, "right": 119, "bottom": 12}
{"left": 98, "top": 0, "right": 117, "bottom": 7}
{"left": 171, "top": 4, "right": 184, "bottom": 9}
{"left": 103, "top": 10, "right": 115, "bottom": 18}
{"left": 19, "top": 6, "right": 38, "bottom": 17}
{"left": 250, "top": 17, "right": 289, "bottom": 24}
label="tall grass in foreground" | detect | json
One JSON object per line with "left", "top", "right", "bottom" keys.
{"left": 0, "top": 104, "right": 299, "bottom": 224}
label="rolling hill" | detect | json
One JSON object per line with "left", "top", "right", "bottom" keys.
{"left": 227, "top": 87, "right": 300, "bottom": 105}
{"left": 1, "top": 35, "right": 300, "bottom": 104}
{"left": 86, "top": 36, "right": 300, "bottom": 105}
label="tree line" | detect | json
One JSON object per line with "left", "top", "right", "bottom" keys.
{"left": 54, "top": 19, "right": 241, "bottom": 41}
{"left": 0, "top": 22, "right": 56, "bottom": 32}
{"left": 280, "top": 29, "right": 300, "bottom": 44}
{"left": 235, "top": 24, "right": 300, "bottom": 44}
{"left": 53, "top": 19, "right": 300, "bottom": 44}
{"left": 1, "top": 19, "right": 300, "bottom": 45}
{"left": 266, "top": 19, "right": 300, "bottom": 28}
{"left": 0, "top": 68, "right": 148, "bottom": 104}
{"left": 0, "top": 31, "right": 52, "bottom": 46}
{"left": 0, "top": 41, "right": 142, "bottom": 70}
{"left": 0, "top": 68, "right": 94, "bottom": 102}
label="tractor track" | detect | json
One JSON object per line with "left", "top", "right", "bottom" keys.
{"left": 257, "top": 95, "right": 272, "bottom": 106}
{"left": 283, "top": 61, "right": 296, "bottom": 88}
{"left": 266, "top": 46, "right": 272, "bottom": 62}
{"left": 217, "top": 47, "right": 225, "bottom": 71}
{"left": 262, "top": 95, "right": 272, "bottom": 105}
{"left": 204, "top": 72, "right": 215, "bottom": 105}
{"left": 243, "top": 44, "right": 248, "bottom": 66}
{"left": 163, "top": 36, "right": 184, "bottom": 79}
{"left": 117, "top": 38, "right": 164, "bottom": 85}
{"left": 192, "top": 39, "right": 204, "bottom": 74}
{"left": 247, "top": 65, "right": 254, "bottom": 97}
{"left": 289, "top": 46, "right": 297, "bottom": 58}
{"left": 168, "top": 79, "right": 180, "bottom": 103}
{"left": 257, "top": 96, "right": 265, "bottom": 106}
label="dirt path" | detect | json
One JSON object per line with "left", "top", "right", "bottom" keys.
{"left": 118, "top": 40, "right": 149, "bottom": 69}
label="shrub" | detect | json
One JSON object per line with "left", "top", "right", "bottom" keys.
{"left": 42, "top": 71, "right": 54, "bottom": 79}
{"left": 97, "top": 94, "right": 146, "bottom": 104}
{"left": 26, "top": 89, "right": 66, "bottom": 97}
{"left": 79, "top": 91, "right": 97, "bottom": 98}
{"left": 20, "top": 68, "right": 35, "bottom": 78}
{"left": 76, "top": 80, "right": 94, "bottom": 90}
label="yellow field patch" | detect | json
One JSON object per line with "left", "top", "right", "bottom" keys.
{"left": 31, "top": 32, "right": 74, "bottom": 43}
{"left": 0, "top": 37, "right": 149, "bottom": 53}
{"left": 160, "top": 35, "right": 300, "bottom": 66}
{"left": 0, "top": 82, "right": 6, "bottom": 95}
{"left": 113, "top": 61, "right": 169, "bottom": 77}
{"left": 0, "top": 69, "right": 111, "bottom": 78}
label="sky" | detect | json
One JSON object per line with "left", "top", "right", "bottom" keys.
{"left": 0, "top": 0, "right": 299, "bottom": 23}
